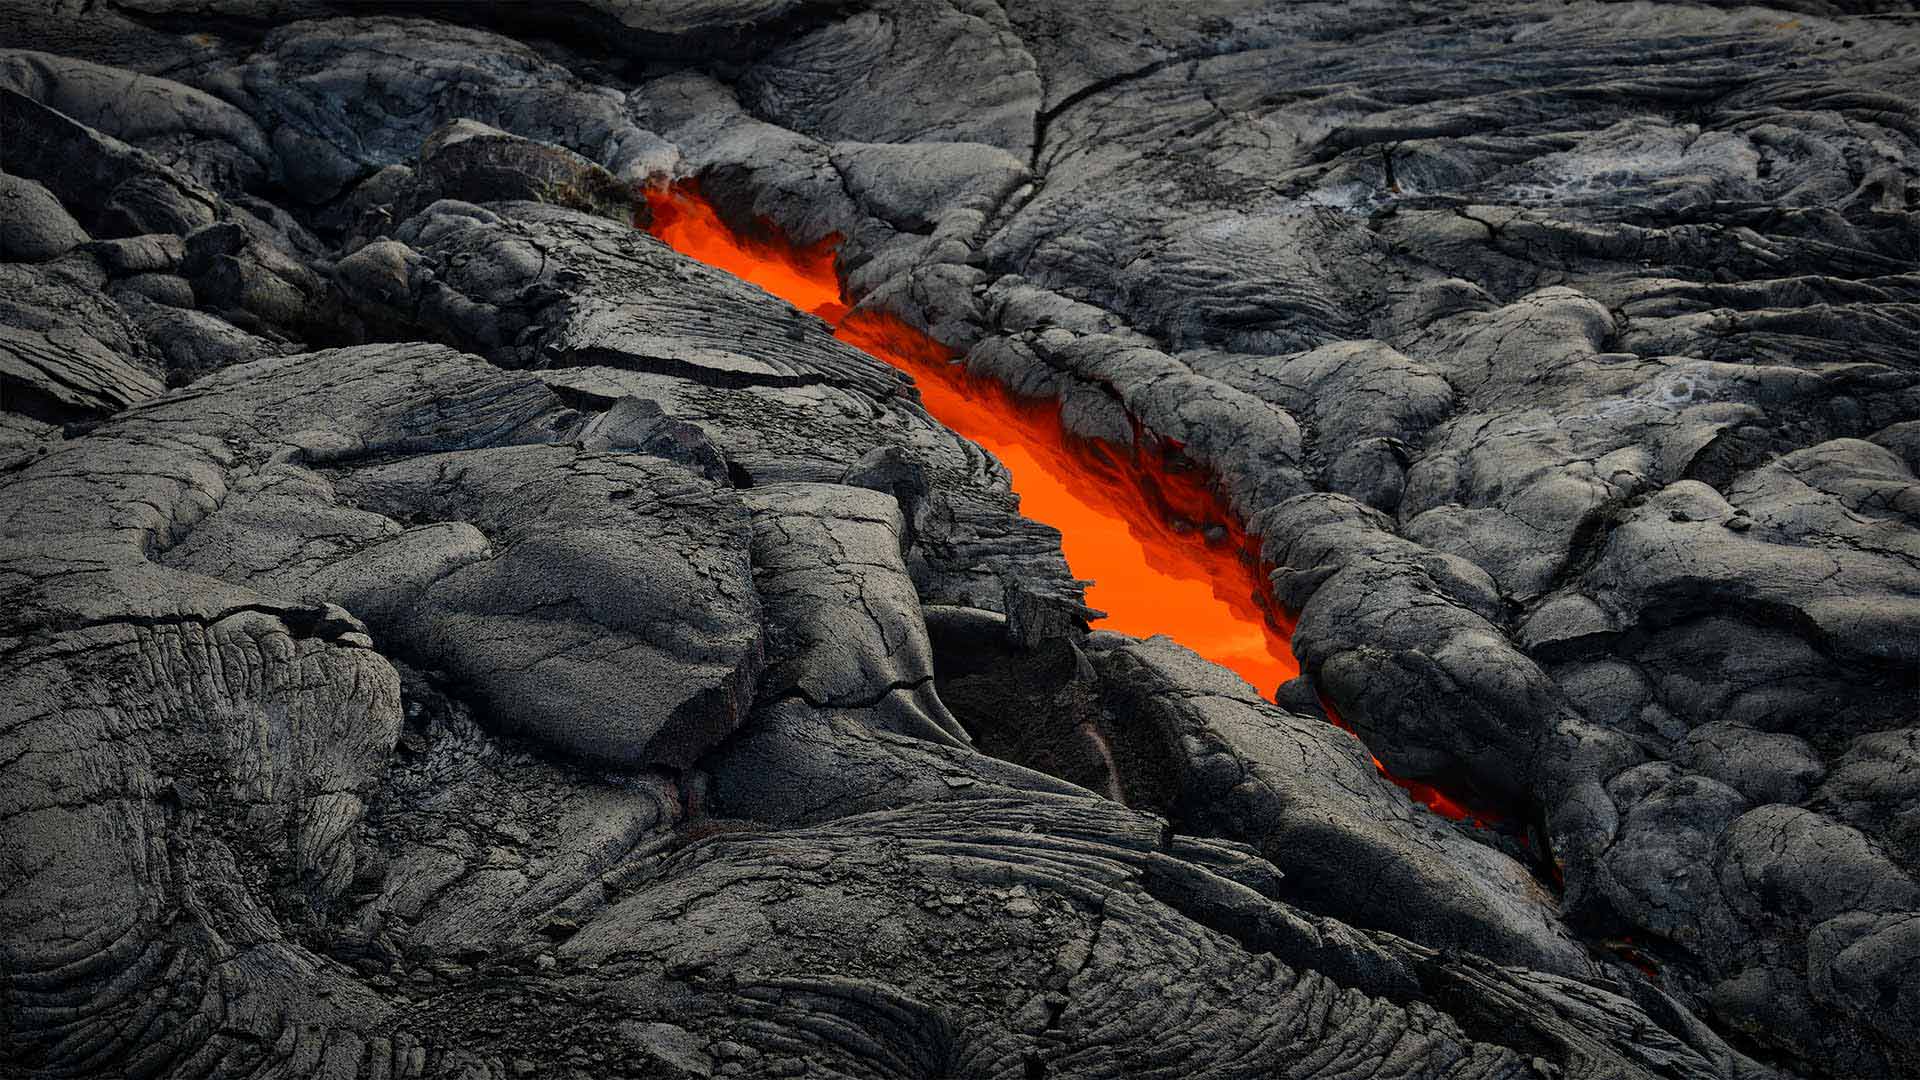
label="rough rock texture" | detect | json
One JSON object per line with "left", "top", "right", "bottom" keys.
{"left": 1, "top": 3, "right": 1916, "bottom": 1079}
{"left": 0, "top": 172, "right": 89, "bottom": 261}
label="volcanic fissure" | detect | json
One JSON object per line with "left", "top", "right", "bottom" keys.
{"left": 642, "top": 181, "right": 1497, "bottom": 828}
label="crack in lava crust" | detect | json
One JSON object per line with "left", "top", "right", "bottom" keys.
{"left": 643, "top": 181, "right": 1499, "bottom": 828}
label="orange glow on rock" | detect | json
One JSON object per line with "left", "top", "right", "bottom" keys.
{"left": 1606, "top": 936, "right": 1662, "bottom": 980}
{"left": 833, "top": 309, "right": 1299, "bottom": 696}
{"left": 644, "top": 182, "right": 1295, "bottom": 694}
{"left": 645, "top": 182, "right": 848, "bottom": 323}
{"left": 642, "top": 181, "right": 1498, "bottom": 825}
{"left": 1318, "top": 694, "right": 1500, "bottom": 827}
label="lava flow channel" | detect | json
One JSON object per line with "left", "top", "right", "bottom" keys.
{"left": 642, "top": 182, "right": 1490, "bottom": 826}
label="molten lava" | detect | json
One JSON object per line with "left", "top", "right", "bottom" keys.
{"left": 645, "top": 188, "right": 847, "bottom": 324}
{"left": 834, "top": 311, "right": 1298, "bottom": 695}
{"left": 645, "top": 183, "right": 1294, "bottom": 693}
{"left": 642, "top": 181, "right": 1502, "bottom": 826}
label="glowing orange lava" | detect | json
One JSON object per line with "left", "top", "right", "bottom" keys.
{"left": 834, "top": 311, "right": 1298, "bottom": 695}
{"left": 642, "top": 182, "right": 1506, "bottom": 826}
{"left": 645, "top": 183, "right": 1295, "bottom": 694}
{"left": 645, "top": 184, "right": 847, "bottom": 322}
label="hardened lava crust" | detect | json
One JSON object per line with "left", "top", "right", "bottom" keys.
{"left": 0, "top": 2, "right": 1916, "bottom": 1078}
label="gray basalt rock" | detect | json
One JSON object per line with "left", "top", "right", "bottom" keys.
{"left": 1814, "top": 728, "right": 1920, "bottom": 871}
{"left": 323, "top": 443, "right": 766, "bottom": 768}
{"left": 743, "top": 482, "right": 968, "bottom": 747}
{"left": 707, "top": 696, "right": 1087, "bottom": 827}
{"left": 998, "top": 328, "right": 1309, "bottom": 522}
{"left": 1186, "top": 339, "right": 1452, "bottom": 510}
{"left": 88, "top": 232, "right": 186, "bottom": 276}
{"left": 832, "top": 140, "right": 1031, "bottom": 234}
{"left": 0, "top": 172, "right": 89, "bottom": 261}
{"left": 346, "top": 199, "right": 901, "bottom": 392}
{"left": 738, "top": 0, "right": 1041, "bottom": 160}
{"left": 1088, "top": 634, "right": 1593, "bottom": 979}
{"left": 0, "top": 322, "right": 164, "bottom": 421}
{"left": 838, "top": 444, "right": 933, "bottom": 545}
{"left": 3, "top": 3, "right": 1918, "bottom": 1078}
{"left": 181, "top": 218, "right": 340, "bottom": 341}
{"left": 631, "top": 70, "right": 862, "bottom": 248}
{"left": 538, "top": 357, "right": 1089, "bottom": 622}
{"left": 0, "top": 49, "right": 273, "bottom": 191}
{"left": 413, "top": 118, "right": 637, "bottom": 220}
{"left": 1, "top": 86, "right": 222, "bottom": 238}
{"left": 1685, "top": 721, "right": 1826, "bottom": 807}
{"left": 115, "top": 291, "right": 289, "bottom": 382}
{"left": 231, "top": 18, "right": 648, "bottom": 202}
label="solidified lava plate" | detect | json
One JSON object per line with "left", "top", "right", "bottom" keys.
{"left": 1, "top": 4, "right": 1917, "bottom": 1080}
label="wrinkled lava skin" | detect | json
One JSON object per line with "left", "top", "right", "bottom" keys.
{"left": 1, "top": 2, "right": 1918, "bottom": 1080}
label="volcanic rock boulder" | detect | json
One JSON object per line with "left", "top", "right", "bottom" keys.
{"left": 0, "top": 48, "right": 274, "bottom": 191}
{"left": 0, "top": 322, "right": 165, "bottom": 423}
{"left": 0, "top": 172, "right": 89, "bottom": 261}
{"left": 0, "top": 343, "right": 528, "bottom": 1072}
{"left": 412, "top": 119, "right": 635, "bottom": 219}
{"left": 743, "top": 482, "right": 969, "bottom": 746}
{"left": 324, "top": 446, "right": 766, "bottom": 767}
{"left": 1086, "top": 635, "right": 1589, "bottom": 977}
{"left": 0, "top": 86, "right": 222, "bottom": 239}
{"left": 337, "top": 197, "right": 899, "bottom": 392}
{"left": 226, "top": 17, "right": 651, "bottom": 201}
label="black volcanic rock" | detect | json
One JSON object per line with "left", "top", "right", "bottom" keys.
{"left": 413, "top": 119, "right": 636, "bottom": 220}
{"left": 0, "top": 172, "right": 88, "bottom": 261}
{"left": 1, "top": 3, "right": 1917, "bottom": 1079}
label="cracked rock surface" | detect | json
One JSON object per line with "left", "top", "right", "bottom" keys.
{"left": 1, "top": 2, "right": 1916, "bottom": 1078}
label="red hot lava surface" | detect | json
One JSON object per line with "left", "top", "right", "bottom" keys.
{"left": 644, "top": 182, "right": 1501, "bottom": 827}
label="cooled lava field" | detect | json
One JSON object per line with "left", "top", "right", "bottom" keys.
{"left": 1, "top": 2, "right": 1918, "bottom": 1078}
